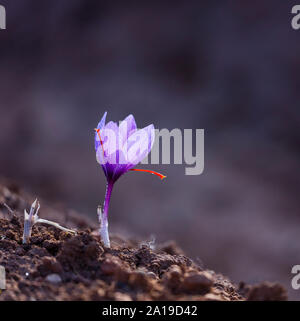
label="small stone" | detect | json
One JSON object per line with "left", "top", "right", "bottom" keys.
{"left": 147, "top": 272, "right": 157, "bottom": 279}
{"left": 181, "top": 271, "right": 213, "bottom": 294}
{"left": 168, "top": 265, "right": 182, "bottom": 277}
{"left": 101, "top": 256, "right": 122, "bottom": 276}
{"left": 128, "top": 271, "right": 152, "bottom": 291}
{"left": 114, "top": 292, "right": 132, "bottom": 301}
{"left": 163, "top": 265, "right": 183, "bottom": 291}
{"left": 46, "top": 274, "right": 62, "bottom": 284}
{"left": 37, "top": 256, "right": 63, "bottom": 276}
{"left": 204, "top": 293, "right": 223, "bottom": 301}
{"left": 247, "top": 282, "right": 287, "bottom": 301}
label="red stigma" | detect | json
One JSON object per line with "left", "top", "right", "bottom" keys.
{"left": 95, "top": 128, "right": 105, "bottom": 156}
{"left": 129, "top": 169, "right": 166, "bottom": 180}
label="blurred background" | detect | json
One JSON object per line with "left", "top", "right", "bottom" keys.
{"left": 0, "top": 0, "right": 299, "bottom": 299}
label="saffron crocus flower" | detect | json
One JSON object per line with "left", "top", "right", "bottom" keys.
{"left": 95, "top": 112, "right": 166, "bottom": 247}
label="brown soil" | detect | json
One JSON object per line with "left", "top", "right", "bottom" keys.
{"left": 0, "top": 183, "right": 288, "bottom": 301}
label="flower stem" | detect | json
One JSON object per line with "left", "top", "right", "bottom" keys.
{"left": 100, "top": 181, "right": 114, "bottom": 247}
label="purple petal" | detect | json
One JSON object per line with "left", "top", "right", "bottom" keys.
{"left": 119, "top": 114, "right": 137, "bottom": 144}
{"left": 126, "top": 124, "right": 155, "bottom": 167}
{"left": 100, "top": 121, "right": 119, "bottom": 162}
{"left": 95, "top": 111, "right": 107, "bottom": 151}
{"left": 97, "top": 111, "right": 107, "bottom": 130}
